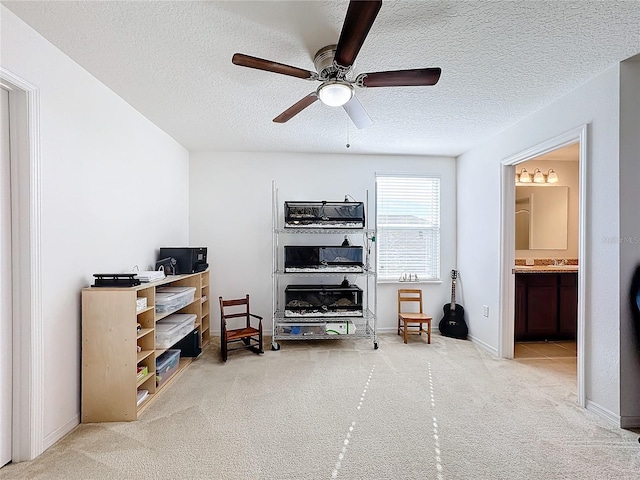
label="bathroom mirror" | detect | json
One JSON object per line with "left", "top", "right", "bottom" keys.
{"left": 515, "top": 186, "right": 568, "bottom": 250}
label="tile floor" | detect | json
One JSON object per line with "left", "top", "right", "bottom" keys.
{"left": 514, "top": 340, "right": 577, "bottom": 359}
{"left": 514, "top": 341, "right": 577, "bottom": 390}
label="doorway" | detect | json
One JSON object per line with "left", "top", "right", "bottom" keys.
{"left": 0, "top": 68, "right": 44, "bottom": 463}
{"left": 499, "top": 125, "right": 587, "bottom": 407}
{"left": 513, "top": 142, "right": 579, "bottom": 380}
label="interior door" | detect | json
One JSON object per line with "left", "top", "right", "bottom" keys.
{"left": 1, "top": 86, "right": 13, "bottom": 467}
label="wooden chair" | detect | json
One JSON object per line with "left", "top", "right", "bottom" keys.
{"left": 219, "top": 294, "right": 263, "bottom": 362}
{"left": 398, "top": 289, "right": 432, "bottom": 344}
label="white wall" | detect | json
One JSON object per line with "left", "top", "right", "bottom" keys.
{"left": 189, "top": 152, "right": 456, "bottom": 336}
{"left": 1, "top": 6, "right": 190, "bottom": 453}
{"left": 618, "top": 55, "right": 640, "bottom": 428}
{"left": 457, "top": 65, "right": 624, "bottom": 421}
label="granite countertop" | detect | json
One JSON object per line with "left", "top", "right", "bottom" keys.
{"left": 513, "top": 265, "right": 579, "bottom": 273}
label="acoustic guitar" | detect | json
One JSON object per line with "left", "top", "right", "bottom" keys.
{"left": 438, "top": 269, "right": 468, "bottom": 339}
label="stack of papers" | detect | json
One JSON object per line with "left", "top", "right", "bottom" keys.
{"left": 136, "top": 389, "right": 149, "bottom": 406}
{"left": 134, "top": 271, "right": 166, "bottom": 282}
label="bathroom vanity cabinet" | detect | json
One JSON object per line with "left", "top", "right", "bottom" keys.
{"left": 515, "top": 272, "right": 577, "bottom": 341}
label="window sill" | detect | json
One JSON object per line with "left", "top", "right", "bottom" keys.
{"left": 377, "top": 280, "right": 443, "bottom": 285}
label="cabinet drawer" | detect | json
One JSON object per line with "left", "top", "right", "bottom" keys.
{"left": 523, "top": 273, "right": 558, "bottom": 286}
{"left": 559, "top": 272, "right": 577, "bottom": 286}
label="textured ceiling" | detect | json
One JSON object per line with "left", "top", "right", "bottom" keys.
{"left": 3, "top": 1, "right": 640, "bottom": 156}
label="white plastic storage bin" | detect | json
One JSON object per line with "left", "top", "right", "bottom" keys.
{"left": 325, "top": 322, "right": 356, "bottom": 335}
{"left": 155, "top": 286, "right": 196, "bottom": 314}
{"left": 276, "top": 323, "right": 325, "bottom": 336}
{"left": 155, "top": 313, "right": 197, "bottom": 349}
{"left": 156, "top": 349, "right": 180, "bottom": 388}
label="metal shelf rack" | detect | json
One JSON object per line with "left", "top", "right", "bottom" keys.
{"left": 271, "top": 182, "right": 378, "bottom": 350}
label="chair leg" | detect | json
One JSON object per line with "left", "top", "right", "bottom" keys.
{"left": 221, "top": 336, "right": 228, "bottom": 362}
{"left": 397, "top": 315, "right": 401, "bottom": 335}
{"left": 246, "top": 333, "right": 264, "bottom": 356}
{"left": 403, "top": 321, "right": 408, "bottom": 344}
{"left": 427, "top": 321, "right": 431, "bottom": 344}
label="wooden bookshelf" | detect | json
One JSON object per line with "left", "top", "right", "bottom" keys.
{"left": 81, "top": 270, "right": 209, "bottom": 422}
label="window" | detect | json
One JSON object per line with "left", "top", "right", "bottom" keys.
{"left": 376, "top": 175, "right": 440, "bottom": 281}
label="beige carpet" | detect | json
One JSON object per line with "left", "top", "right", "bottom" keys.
{"left": 2, "top": 333, "right": 639, "bottom": 480}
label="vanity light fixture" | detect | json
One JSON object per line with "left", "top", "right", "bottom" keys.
{"left": 533, "top": 168, "right": 545, "bottom": 183}
{"left": 518, "top": 168, "right": 532, "bottom": 183}
{"left": 547, "top": 169, "right": 559, "bottom": 183}
{"left": 516, "top": 167, "right": 560, "bottom": 184}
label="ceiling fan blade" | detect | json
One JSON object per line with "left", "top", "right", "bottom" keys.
{"left": 334, "top": 0, "right": 382, "bottom": 68}
{"left": 343, "top": 96, "right": 373, "bottom": 129}
{"left": 273, "top": 93, "right": 319, "bottom": 123}
{"left": 232, "top": 53, "right": 316, "bottom": 80}
{"left": 359, "top": 68, "right": 442, "bottom": 87}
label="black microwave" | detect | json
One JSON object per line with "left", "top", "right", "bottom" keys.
{"left": 158, "top": 247, "right": 208, "bottom": 274}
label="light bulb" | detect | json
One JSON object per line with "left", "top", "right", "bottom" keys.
{"left": 533, "top": 168, "right": 545, "bottom": 183}
{"left": 317, "top": 81, "right": 354, "bottom": 107}
{"left": 519, "top": 168, "right": 532, "bottom": 183}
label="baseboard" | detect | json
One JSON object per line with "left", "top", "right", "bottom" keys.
{"left": 620, "top": 415, "right": 640, "bottom": 429}
{"left": 376, "top": 327, "right": 397, "bottom": 334}
{"left": 43, "top": 414, "right": 79, "bottom": 451}
{"left": 585, "top": 399, "right": 620, "bottom": 426}
{"left": 468, "top": 334, "right": 498, "bottom": 356}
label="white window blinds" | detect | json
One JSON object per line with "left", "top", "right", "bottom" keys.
{"left": 376, "top": 175, "right": 441, "bottom": 281}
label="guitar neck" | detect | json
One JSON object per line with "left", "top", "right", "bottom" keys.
{"left": 450, "top": 279, "right": 456, "bottom": 308}
{"left": 450, "top": 271, "right": 457, "bottom": 309}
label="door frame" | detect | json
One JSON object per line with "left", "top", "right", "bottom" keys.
{"left": 1, "top": 85, "right": 12, "bottom": 468}
{"left": 0, "top": 68, "right": 44, "bottom": 462}
{"left": 499, "top": 124, "right": 588, "bottom": 407}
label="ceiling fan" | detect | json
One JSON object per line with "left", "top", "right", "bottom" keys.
{"left": 231, "top": 0, "right": 441, "bottom": 129}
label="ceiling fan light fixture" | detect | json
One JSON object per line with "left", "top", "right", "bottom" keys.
{"left": 317, "top": 80, "right": 354, "bottom": 107}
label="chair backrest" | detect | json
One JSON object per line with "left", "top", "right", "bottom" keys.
{"left": 398, "top": 289, "right": 423, "bottom": 314}
{"left": 219, "top": 294, "right": 251, "bottom": 323}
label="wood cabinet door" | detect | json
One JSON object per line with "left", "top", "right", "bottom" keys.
{"left": 526, "top": 283, "right": 559, "bottom": 338}
{"left": 515, "top": 275, "right": 528, "bottom": 341}
{"left": 559, "top": 273, "right": 578, "bottom": 338}
{"left": 516, "top": 273, "right": 559, "bottom": 340}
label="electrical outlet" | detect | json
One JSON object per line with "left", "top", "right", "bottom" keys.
{"left": 482, "top": 305, "right": 489, "bottom": 317}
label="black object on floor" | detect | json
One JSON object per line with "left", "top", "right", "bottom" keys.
{"left": 172, "top": 328, "right": 202, "bottom": 357}
{"left": 629, "top": 264, "right": 640, "bottom": 349}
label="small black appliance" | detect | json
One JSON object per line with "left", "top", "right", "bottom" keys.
{"left": 158, "top": 247, "right": 208, "bottom": 274}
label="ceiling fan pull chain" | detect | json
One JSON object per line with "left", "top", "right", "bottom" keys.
{"left": 346, "top": 118, "right": 351, "bottom": 149}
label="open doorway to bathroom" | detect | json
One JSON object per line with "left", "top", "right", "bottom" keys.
{"left": 512, "top": 143, "right": 579, "bottom": 387}
{"left": 500, "top": 125, "right": 587, "bottom": 407}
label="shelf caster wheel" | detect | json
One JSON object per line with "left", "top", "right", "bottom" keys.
{"left": 374, "top": 342, "right": 379, "bottom": 350}
{"left": 271, "top": 342, "right": 280, "bottom": 351}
